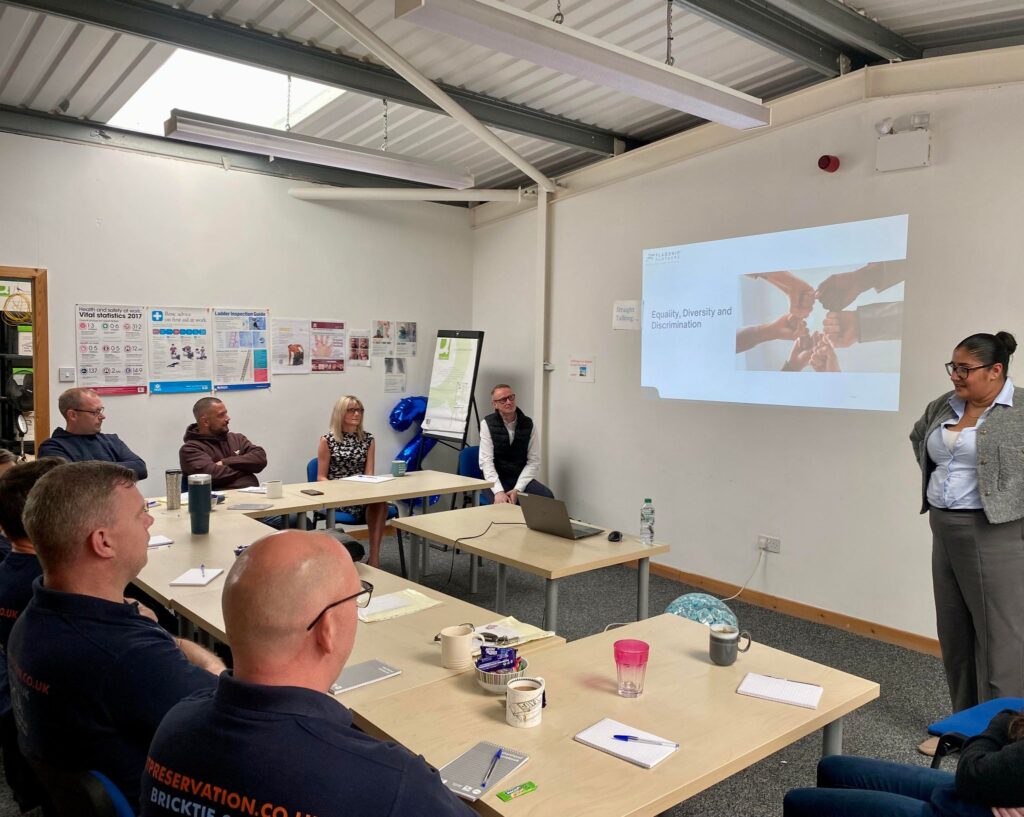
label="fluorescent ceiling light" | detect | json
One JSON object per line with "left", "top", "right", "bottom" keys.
{"left": 395, "top": 0, "right": 770, "bottom": 130}
{"left": 165, "top": 109, "right": 475, "bottom": 189}
{"left": 290, "top": 186, "right": 527, "bottom": 202}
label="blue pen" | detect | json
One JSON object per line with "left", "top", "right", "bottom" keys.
{"left": 613, "top": 735, "right": 679, "bottom": 748}
{"left": 200, "top": 563, "right": 205, "bottom": 578}
{"left": 481, "top": 748, "right": 502, "bottom": 787}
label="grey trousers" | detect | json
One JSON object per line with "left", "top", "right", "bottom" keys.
{"left": 929, "top": 507, "right": 1024, "bottom": 711}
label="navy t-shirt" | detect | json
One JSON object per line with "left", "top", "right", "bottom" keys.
{"left": 0, "top": 553, "right": 42, "bottom": 716}
{"left": 141, "top": 672, "right": 476, "bottom": 817}
{"left": 8, "top": 581, "right": 217, "bottom": 807}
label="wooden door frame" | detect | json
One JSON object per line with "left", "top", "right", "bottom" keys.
{"left": 0, "top": 267, "right": 49, "bottom": 448}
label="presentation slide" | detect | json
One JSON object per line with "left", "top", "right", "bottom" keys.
{"left": 641, "top": 215, "right": 909, "bottom": 411}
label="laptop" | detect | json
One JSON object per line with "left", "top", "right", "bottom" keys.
{"left": 519, "top": 494, "right": 604, "bottom": 540}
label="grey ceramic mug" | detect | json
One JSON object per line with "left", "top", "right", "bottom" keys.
{"left": 709, "top": 623, "right": 752, "bottom": 666}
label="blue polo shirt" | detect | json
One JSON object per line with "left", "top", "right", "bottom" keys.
{"left": 8, "top": 581, "right": 217, "bottom": 808}
{"left": 0, "top": 553, "right": 42, "bottom": 716}
{"left": 140, "top": 672, "right": 476, "bottom": 817}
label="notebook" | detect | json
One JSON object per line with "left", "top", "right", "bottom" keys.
{"left": 573, "top": 718, "right": 678, "bottom": 769}
{"left": 147, "top": 535, "right": 173, "bottom": 548}
{"left": 341, "top": 474, "right": 394, "bottom": 484}
{"left": 330, "top": 659, "right": 401, "bottom": 694}
{"left": 736, "top": 672, "right": 823, "bottom": 709}
{"left": 438, "top": 741, "right": 529, "bottom": 802}
{"left": 169, "top": 568, "right": 224, "bottom": 586}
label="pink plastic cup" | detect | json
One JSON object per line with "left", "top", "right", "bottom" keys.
{"left": 614, "top": 639, "right": 650, "bottom": 698}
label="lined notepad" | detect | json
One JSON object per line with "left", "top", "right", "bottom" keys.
{"left": 574, "top": 718, "right": 678, "bottom": 769}
{"left": 169, "top": 568, "right": 224, "bottom": 586}
{"left": 737, "top": 672, "right": 823, "bottom": 709}
{"left": 358, "top": 589, "right": 440, "bottom": 622}
{"left": 439, "top": 741, "right": 529, "bottom": 801}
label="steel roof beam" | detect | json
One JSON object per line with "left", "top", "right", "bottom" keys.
{"left": 674, "top": 0, "right": 866, "bottom": 77}
{"left": 7, "top": 0, "right": 634, "bottom": 155}
{"left": 765, "top": 0, "right": 921, "bottom": 62}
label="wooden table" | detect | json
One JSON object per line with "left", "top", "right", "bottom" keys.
{"left": 354, "top": 614, "right": 879, "bottom": 817}
{"left": 393, "top": 504, "right": 671, "bottom": 632}
{"left": 169, "top": 563, "right": 563, "bottom": 706}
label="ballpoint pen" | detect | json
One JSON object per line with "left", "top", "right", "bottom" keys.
{"left": 612, "top": 735, "right": 679, "bottom": 748}
{"left": 200, "top": 563, "right": 205, "bottom": 578}
{"left": 481, "top": 747, "right": 502, "bottom": 787}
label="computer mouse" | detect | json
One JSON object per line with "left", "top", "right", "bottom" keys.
{"left": 607, "top": 530, "right": 622, "bottom": 542}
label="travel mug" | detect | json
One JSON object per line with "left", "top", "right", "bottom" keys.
{"left": 187, "top": 473, "right": 212, "bottom": 535}
{"left": 165, "top": 469, "right": 182, "bottom": 510}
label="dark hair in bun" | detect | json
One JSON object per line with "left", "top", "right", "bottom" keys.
{"left": 956, "top": 332, "right": 1018, "bottom": 376}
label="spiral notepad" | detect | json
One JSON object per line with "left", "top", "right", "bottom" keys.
{"left": 438, "top": 741, "right": 529, "bottom": 802}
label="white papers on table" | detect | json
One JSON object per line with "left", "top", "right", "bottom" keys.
{"left": 475, "top": 617, "right": 554, "bottom": 647}
{"left": 238, "top": 486, "right": 267, "bottom": 494}
{"left": 341, "top": 474, "right": 394, "bottom": 484}
{"left": 574, "top": 719, "right": 678, "bottom": 769}
{"left": 169, "top": 568, "right": 224, "bottom": 586}
{"left": 359, "top": 589, "right": 439, "bottom": 622}
{"left": 147, "top": 535, "right": 173, "bottom": 548}
{"left": 175, "top": 492, "right": 226, "bottom": 504}
{"left": 737, "top": 672, "right": 823, "bottom": 709}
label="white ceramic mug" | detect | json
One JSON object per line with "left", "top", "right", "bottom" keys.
{"left": 439, "top": 624, "right": 485, "bottom": 670}
{"left": 505, "top": 676, "right": 546, "bottom": 728}
{"left": 264, "top": 480, "right": 283, "bottom": 499}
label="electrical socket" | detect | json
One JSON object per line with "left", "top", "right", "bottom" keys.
{"left": 757, "top": 534, "right": 781, "bottom": 554}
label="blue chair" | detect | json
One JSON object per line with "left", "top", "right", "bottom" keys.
{"left": 457, "top": 445, "right": 492, "bottom": 506}
{"left": 306, "top": 458, "right": 406, "bottom": 577}
{"left": 927, "top": 696, "right": 1024, "bottom": 768}
{"left": 28, "top": 760, "right": 134, "bottom": 817}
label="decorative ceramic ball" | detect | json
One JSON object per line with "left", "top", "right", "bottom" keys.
{"left": 665, "top": 593, "right": 738, "bottom": 628}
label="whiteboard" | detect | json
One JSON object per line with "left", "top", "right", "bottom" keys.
{"left": 421, "top": 330, "right": 484, "bottom": 442}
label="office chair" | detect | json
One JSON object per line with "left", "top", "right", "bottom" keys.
{"left": 29, "top": 760, "right": 134, "bottom": 817}
{"left": 927, "top": 697, "right": 1024, "bottom": 768}
{"left": 305, "top": 458, "right": 406, "bottom": 577}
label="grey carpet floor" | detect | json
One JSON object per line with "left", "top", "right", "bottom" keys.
{"left": 1, "top": 536, "right": 951, "bottom": 817}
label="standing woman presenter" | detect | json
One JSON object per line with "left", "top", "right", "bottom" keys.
{"left": 317, "top": 395, "right": 387, "bottom": 567}
{"left": 911, "top": 331, "right": 1024, "bottom": 718}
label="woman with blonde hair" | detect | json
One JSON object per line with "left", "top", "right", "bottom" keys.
{"left": 317, "top": 396, "right": 387, "bottom": 567}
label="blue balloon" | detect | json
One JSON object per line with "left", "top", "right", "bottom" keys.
{"left": 389, "top": 395, "right": 428, "bottom": 432}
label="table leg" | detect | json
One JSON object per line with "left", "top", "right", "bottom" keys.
{"left": 822, "top": 719, "right": 843, "bottom": 756}
{"left": 326, "top": 507, "right": 335, "bottom": 529}
{"left": 282, "top": 513, "right": 291, "bottom": 529}
{"left": 496, "top": 563, "right": 507, "bottom": 613}
{"left": 544, "top": 579, "right": 559, "bottom": 633}
{"left": 297, "top": 512, "right": 308, "bottom": 531}
{"left": 637, "top": 557, "right": 650, "bottom": 620}
{"left": 409, "top": 537, "right": 421, "bottom": 582}
{"left": 469, "top": 552, "right": 479, "bottom": 594}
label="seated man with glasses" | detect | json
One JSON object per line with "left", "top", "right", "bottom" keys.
{"left": 37, "top": 387, "right": 147, "bottom": 479}
{"left": 479, "top": 384, "right": 554, "bottom": 504}
{"left": 141, "top": 530, "right": 475, "bottom": 817}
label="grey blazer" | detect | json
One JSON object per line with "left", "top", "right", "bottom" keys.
{"left": 910, "top": 386, "right": 1024, "bottom": 524}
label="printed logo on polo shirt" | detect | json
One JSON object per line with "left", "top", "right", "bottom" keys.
{"left": 11, "top": 661, "right": 49, "bottom": 695}
{"left": 0, "top": 607, "right": 19, "bottom": 619}
{"left": 145, "top": 757, "right": 316, "bottom": 817}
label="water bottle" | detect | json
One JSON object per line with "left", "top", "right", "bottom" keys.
{"left": 640, "top": 498, "right": 655, "bottom": 545}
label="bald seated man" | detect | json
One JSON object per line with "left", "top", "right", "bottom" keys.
{"left": 8, "top": 462, "right": 221, "bottom": 809}
{"left": 141, "top": 531, "right": 475, "bottom": 817}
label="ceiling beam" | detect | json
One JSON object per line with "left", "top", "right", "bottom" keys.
{"left": 765, "top": 0, "right": 921, "bottom": 62}
{"left": 0, "top": 104, "right": 468, "bottom": 197}
{"left": 6, "top": 0, "right": 635, "bottom": 156}
{"left": 674, "top": 0, "right": 866, "bottom": 77}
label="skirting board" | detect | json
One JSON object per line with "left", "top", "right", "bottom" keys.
{"left": 639, "top": 561, "right": 941, "bottom": 658}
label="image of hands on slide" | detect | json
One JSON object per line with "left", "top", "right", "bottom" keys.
{"left": 737, "top": 261, "right": 904, "bottom": 374}
{"left": 641, "top": 215, "right": 908, "bottom": 411}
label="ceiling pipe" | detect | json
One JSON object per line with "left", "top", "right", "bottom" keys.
{"left": 289, "top": 186, "right": 528, "bottom": 202}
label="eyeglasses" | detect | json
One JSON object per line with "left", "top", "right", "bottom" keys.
{"left": 493, "top": 394, "right": 516, "bottom": 404}
{"left": 945, "top": 362, "right": 992, "bottom": 379}
{"left": 346, "top": 407, "right": 364, "bottom": 414}
{"left": 305, "top": 580, "right": 373, "bottom": 630}
{"left": 72, "top": 407, "right": 105, "bottom": 416}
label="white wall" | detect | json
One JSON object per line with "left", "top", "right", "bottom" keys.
{"left": 0, "top": 132, "right": 473, "bottom": 495}
{"left": 472, "top": 81, "right": 1024, "bottom": 638}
